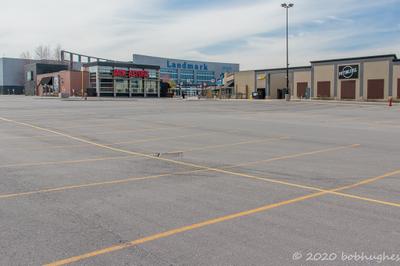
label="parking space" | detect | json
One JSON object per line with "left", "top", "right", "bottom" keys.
{"left": 0, "top": 96, "right": 399, "bottom": 265}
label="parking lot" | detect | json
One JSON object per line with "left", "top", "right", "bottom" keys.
{"left": 0, "top": 96, "right": 399, "bottom": 266}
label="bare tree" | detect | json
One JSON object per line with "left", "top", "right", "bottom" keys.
{"left": 34, "top": 45, "right": 51, "bottom": 60}
{"left": 53, "top": 44, "right": 62, "bottom": 61}
{"left": 20, "top": 51, "right": 32, "bottom": 60}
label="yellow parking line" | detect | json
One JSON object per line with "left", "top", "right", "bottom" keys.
{"left": 0, "top": 169, "right": 204, "bottom": 200}
{"left": 0, "top": 144, "right": 359, "bottom": 199}
{"left": 227, "top": 144, "right": 360, "bottom": 168}
{"left": 44, "top": 191, "right": 327, "bottom": 266}
{"left": 1, "top": 116, "right": 394, "bottom": 212}
{"left": 4, "top": 132, "right": 213, "bottom": 153}
{"left": 44, "top": 167, "right": 400, "bottom": 266}
{"left": 168, "top": 136, "right": 290, "bottom": 154}
{"left": 0, "top": 155, "right": 141, "bottom": 169}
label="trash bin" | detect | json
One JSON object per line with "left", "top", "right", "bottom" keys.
{"left": 285, "top": 94, "right": 291, "bottom": 101}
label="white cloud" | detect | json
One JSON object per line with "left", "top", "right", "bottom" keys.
{"left": 0, "top": 0, "right": 398, "bottom": 68}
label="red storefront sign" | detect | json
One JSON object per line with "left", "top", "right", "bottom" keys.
{"left": 113, "top": 69, "right": 149, "bottom": 78}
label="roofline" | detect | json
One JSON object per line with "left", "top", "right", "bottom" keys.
{"left": 310, "top": 54, "right": 398, "bottom": 64}
{"left": 133, "top": 54, "right": 240, "bottom": 66}
{"left": 255, "top": 66, "right": 312, "bottom": 72}
{"left": 83, "top": 61, "right": 160, "bottom": 70}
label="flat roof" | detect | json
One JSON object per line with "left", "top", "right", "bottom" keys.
{"left": 310, "top": 54, "right": 398, "bottom": 64}
{"left": 133, "top": 54, "right": 240, "bottom": 66}
{"left": 255, "top": 66, "right": 312, "bottom": 72}
{"left": 84, "top": 61, "right": 160, "bottom": 70}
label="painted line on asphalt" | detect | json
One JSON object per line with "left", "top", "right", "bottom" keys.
{"left": 0, "top": 145, "right": 360, "bottom": 199}
{"left": 227, "top": 144, "right": 360, "bottom": 168}
{"left": 43, "top": 167, "right": 400, "bottom": 266}
{"left": 2, "top": 116, "right": 396, "bottom": 212}
{"left": 2, "top": 132, "right": 213, "bottom": 153}
{"left": 166, "top": 136, "right": 290, "bottom": 154}
{"left": 0, "top": 169, "right": 204, "bottom": 200}
{"left": 0, "top": 155, "right": 143, "bottom": 169}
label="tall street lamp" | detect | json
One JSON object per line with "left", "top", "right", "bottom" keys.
{"left": 281, "top": 3, "right": 294, "bottom": 97}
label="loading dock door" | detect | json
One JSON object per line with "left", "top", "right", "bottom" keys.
{"left": 397, "top": 79, "right": 400, "bottom": 99}
{"left": 341, "top": 80, "right": 356, "bottom": 100}
{"left": 367, "top": 79, "right": 384, "bottom": 99}
{"left": 297, "top": 82, "right": 307, "bottom": 98}
{"left": 317, "top": 81, "right": 331, "bottom": 98}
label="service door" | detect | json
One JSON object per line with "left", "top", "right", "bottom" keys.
{"left": 367, "top": 79, "right": 384, "bottom": 99}
{"left": 341, "top": 80, "right": 356, "bottom": 100}
{"left": 317, "top": 81, "right": 331, "bottom": 98}
{"left": 297, "top": 82, "right": 307, "bottom": 98}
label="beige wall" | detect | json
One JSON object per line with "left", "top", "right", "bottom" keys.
{"left": 293, "top": 71, "right": 311, "bottom": 99}
{"left": 363, "top": 61, "right": 390, "bottom": 100}
{"left": 313, "top": 65, "right": 335, "bottom": 98}
{"left": 234, "top": 70, "right": 255, "bottom": 98}
{"left": 392, "top": 64, "right": 400, "bottom": 99}
{"left": 269, "top": 73, "right": 287, "bottom": 99}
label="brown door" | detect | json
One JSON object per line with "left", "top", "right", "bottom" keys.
{"left": 397, "top": 79, "right": 400, "bottom": 99}
{"left": 317, "top": 81, "right": 330, "bottom": 97}
{"left": 341, "top": 80, "right": 356, "bottom": 100}
{"left": 297, "top": 82, "right": 307, "bottom": 98}
{"left": 367, "top": 79, "right": 384, "bottom": 99}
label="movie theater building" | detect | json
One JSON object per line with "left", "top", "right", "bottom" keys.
{"left": 231, "top": 54, "right": 399, "bottom": 101}
{"left": 84, "top": 61, "right": 160, "bottom": 97}
{"left": 309, "top": 54, "right": 398, "bottom": 101}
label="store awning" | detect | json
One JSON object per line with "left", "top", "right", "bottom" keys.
{"left": 225, "top": 79, "right": 234, "bottom": 88}
{"left": 39, "top": 77, "right": 53, "bottom": 86}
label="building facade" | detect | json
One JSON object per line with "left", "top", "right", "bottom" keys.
{"left": 36, "top": 71, "right": 90, "bottom": 97}
{"left": 231, "top": 54, "right": 399, "bottom": 101}
{"left": 0, "top": 58, "right": 33, "bottom": 95}
{"left": 84, "top": 61, "right": 160, "bottom": 97}
{"left": 24, "top": 62, "right": 69, "bottom": 96}
{"left": 133, "top": 54, "right": 239, "bottom": 87}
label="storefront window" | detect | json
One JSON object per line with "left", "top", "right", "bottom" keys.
{"left": 114, "top": 79, "right": 129, "bottom": 94}
{"left": 130, "top": 78, "right": 143, "bottom": 94}
{"left": 144, "top": 80, "right": 158, "bottom": 94}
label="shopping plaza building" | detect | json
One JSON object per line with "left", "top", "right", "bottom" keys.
{"left": 83, "top": 61, "right": 161, "bottom": 97}
{"left": 133, "top": 54, "right": 239, "bottom": 87}
{"left": 229, "top": 54, "right": 400, "bottom": 101}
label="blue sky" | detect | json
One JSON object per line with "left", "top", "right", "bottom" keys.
{"left": 0, "top": 0, "right": 399, "bottom": 69}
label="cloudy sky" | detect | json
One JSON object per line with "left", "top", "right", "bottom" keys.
{"left": 0, "top": 0, "right": 399, "bottom": 70}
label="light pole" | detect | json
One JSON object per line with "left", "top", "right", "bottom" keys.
{"left": 281, "top": 3, "right": 294, "bottom": 97}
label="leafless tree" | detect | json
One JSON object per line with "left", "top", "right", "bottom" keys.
{"left": 20, "top": 51, "right": 32, "bottom": 60}
{"left": 34, "top": 45, "right": 51, "bottom": 60}
{"left": 53, "top": 44, "right": 62, "bottom": 61}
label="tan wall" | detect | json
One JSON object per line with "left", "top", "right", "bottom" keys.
{"left": 392, "top": 65, "right": 400, "bottom": 99}
{"left": 269, "top": 73, "right": 288, "bottom": 99}
{"left": 293, "top": 71, "right": 311, "bottom": 99}
{"left": 363, "top": 61, "right": 390, "bottom": 100}
{"left": 313, "top": 65, "right": 335, "bottom": 98}
{"left": 234, "top": 70, "right": 255, "bottom": 98}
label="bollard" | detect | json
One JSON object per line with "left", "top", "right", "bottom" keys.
{"left": 389, "top": 97, "right": 393, "bottom": 107}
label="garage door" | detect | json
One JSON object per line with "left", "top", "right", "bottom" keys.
{"left": 297, "top": 82, "right": 308, "bottom": 98}
{"left": 317, "top": 81, "right": 331, "bottom": 98}
{"left": 341, "top": 80, "right": 356, "bottom": 100}
{"left": 397, "top": 79, "right": 400, "bottom": 99}
{"left": 367, "top": 79, "right": 384, "bottom": 99}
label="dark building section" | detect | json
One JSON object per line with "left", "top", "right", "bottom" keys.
{"left": 24, "top": 63, "right": 68, "bottom": 96}
{"left": 0, "top": 58, "right": 33, "bottom": 95}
